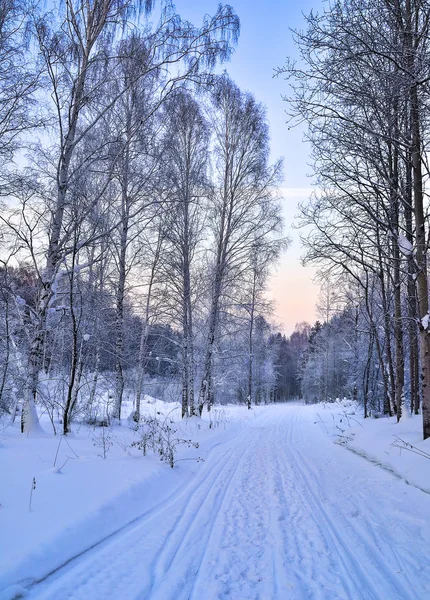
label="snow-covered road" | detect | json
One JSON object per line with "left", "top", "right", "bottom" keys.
{"left": 25, "top": 404, "right": 430, "bottom": 600}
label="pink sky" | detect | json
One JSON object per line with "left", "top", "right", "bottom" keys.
{"left": 267, "top": 188, "right": 319, "bottom": 335}
{"left": 180, "top": 0, "right": 324, "bottom": 336}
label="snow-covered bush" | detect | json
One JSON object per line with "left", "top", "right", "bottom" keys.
{"left": 209, "top": 407, "right": 229, "bottom": 429}
{"left": 131, "top": 413, "right": 198, "bottom": 468}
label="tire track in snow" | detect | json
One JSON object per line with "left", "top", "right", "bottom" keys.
{"left": 281, "top": 407, "right": 375, "bottom": 599}
{"left": 187, "top": 428, "right": 273, "bottom": 600}
{"left": 145, "top": 429, "right": 261, "bottom": 600}
{"left": 295, "top": 444, "right": 418, "bottom": 596}
{"left": 269, "top": 408, "right": 362, "bottom": 600}
{"left": 24, "top": 432, "right": 254, "bottom": 600}
{"left": 186, "top": 424, "right": 280, "bottom": 600}
{"left": 182, "top": 432, "right": 274, "bottom": 600}
{"left": 18, "top": 432, "right": 239, "bottom": 598}
{"left": 268, "top": 431, "right": 315, "bottom": 598}
{"left": 290, "top": 406, "right": 418, "bottom": 600}
{"left": 270, "top": 421, "right": 337, "bottom": 598}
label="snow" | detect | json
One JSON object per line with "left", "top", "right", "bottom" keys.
{"left": 0, "top": 399, "right": 243, "bottom": 598}
{"left": 400, "top": 401, "right": 411, "bottom": 422}
{"left": 421, "top": 313, "right": 429, "bottom": 330}
{"left": 1, "top": 402, "right": 430, "bottom": 599}
{"left": 398, "top": 234, "right": 413, "bottom": 256}
{"left": 315, "top": 399, "right": 430, "bottom": 494}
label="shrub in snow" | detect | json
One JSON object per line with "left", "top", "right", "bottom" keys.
{"left": 52, "top": 435, "right": 79, "bottom": 472}
{"left": 131, "top": 415, "right": 159, "bottom": 456}
{"left": 91, "top": 425, "right": 114, "bottom": 459}
{"left": 391, "top": 436, "right": 430, "bottom": 461}
{"left": 29, "top": 477, "right": 36, "bottom": 511}
{"left": 209, "top": 407, "right": 229, "bottom": 430}
{"left": 87, "top": 416, "right": 110, "bottom": 428}
{"left": 131, "top": 413, "right": 199, "bottom": 468}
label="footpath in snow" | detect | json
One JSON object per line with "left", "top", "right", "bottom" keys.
{"left": 1, "top": 403, "right": 430, "bottom": 600}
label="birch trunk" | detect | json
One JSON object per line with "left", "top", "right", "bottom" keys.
{"left": 135, "top": 245, "right": 161, "bottom": 420}
{"left": 22, "top": 26, "right": 92, "bottom": 433}
{"left": 404, "top": 153, "right": 420, "bottom": 414}
{"left": 113, "top": 194, "right": 129, "bottom": 421}
{"left": 376, "top": 223, "right": 395, "bottom": 415}
{"left": 411, "top": 83, "right": 430, "bottom": 439}
{"left": 247, "top": 270, "right": 257, "bottom": 411}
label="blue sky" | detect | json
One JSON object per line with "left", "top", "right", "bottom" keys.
{"left": 178, "top": 0, "right": 319, "bottom": 183}
{"left": 177, "top": 0, "right": 324, "bottom": 333}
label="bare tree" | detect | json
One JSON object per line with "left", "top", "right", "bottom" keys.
{"left": 18, "top": 0, "right": 239, "bottom": 432}
{"left": 0, "top": 0, "right": 38, "bottom": 173}
{"left": 281, "top": 0, "right": 430, "bottom": 438}
{"left": 198, "top": 76, "right": 283, "bottom": 414}
{"left": 160, "top": 90, "right": 209, "bottom": 418}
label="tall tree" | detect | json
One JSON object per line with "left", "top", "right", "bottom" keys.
{"left": 19, "top": 0, "right": 239, "bottom": 432}
{"left": 198, "top": 76, "right": 283, "bottom": 414}
{"left": 0, "top": 0, "right": 38, "bottom": 174}
{"left": 160, "top": 90, "right": 209, "bottom": 418}
{"left": 280, "top": 0, "right": 430, "bottom": 438}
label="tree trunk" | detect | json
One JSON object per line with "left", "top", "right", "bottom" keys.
{"left": 411, "top": 83, "right": 430, "bottom": 439}
{"left": 378, "top": 281, "right": 395, "bottom": 415}
{"left": 22, "top": 49, "right": 90, "bottom": 433}
{"left": 198, "top": 271, "right": 222, "bottom": 415}
{"left": 181, "top": 301, "right": 190, "bottom": 419}
{"left": 404, "top": 151, "right": 420, "bottom": 415}
{"left": 247, "top": 270, "right": 257, "bottom": 410}
{"left": 113, "top": 171, "right": 130, "bottom": 422}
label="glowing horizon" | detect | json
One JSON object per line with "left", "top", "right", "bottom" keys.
{"left": 179, "top": 0, "right": 324, "bottom": 335}
{"left": 267, "top": 188, "right": 319, "bottom": 335}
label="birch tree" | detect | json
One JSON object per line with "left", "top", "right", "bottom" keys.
{"left": 281, "top": 0, "right": 430, "bottom": 438}
{"left": 19, "top": 0, "right": 239, "bottom": 432}
{"left": 160, "top": 91, "right": 209, "bottom": 418}
{"left": 0, "top": 0, "right": 38, "bottom": 174}
{"left": 198, "top": 76, "right": 283, "bottom": 414}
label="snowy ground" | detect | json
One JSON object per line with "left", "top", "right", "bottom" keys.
{"left": 0, "top": 400, "right": 241, "bottom": 599}
{"left": 1, "top": 402, "right": 430, "bottom": 599}
{"left": 315, "top": 400, "right": 430, "bottom": 494}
